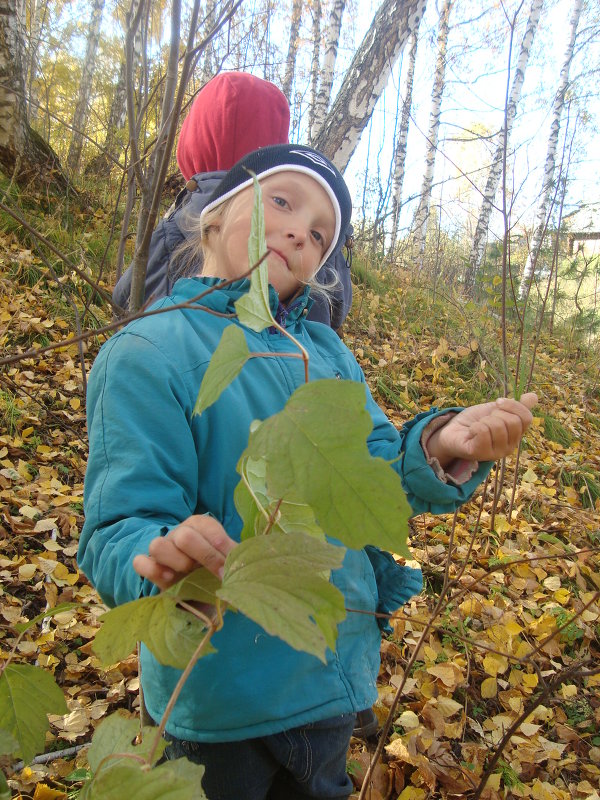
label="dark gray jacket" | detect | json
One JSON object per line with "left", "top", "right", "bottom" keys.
{"left": 113, "top": 171, "right": 353, "bottom": 328}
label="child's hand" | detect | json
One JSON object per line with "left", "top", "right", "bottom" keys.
{"left": 133, "top": 515, "right": 237, "bottom": 591}
{"left": 426, "top": 392, "right": 538, "bottom": 467}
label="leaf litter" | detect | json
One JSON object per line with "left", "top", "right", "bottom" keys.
{"left": 1, "top": 266, "right": 599, "bottom": 799}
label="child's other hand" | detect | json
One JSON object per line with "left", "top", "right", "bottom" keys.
{"left": 426, "top": 392, "right": 538, "bottom": 466}
{"left": 132, "top": 515, "right": 237, "bottom": 591}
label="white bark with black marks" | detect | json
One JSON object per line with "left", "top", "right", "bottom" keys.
{"left": 66, "top": 0, "right": 106, "bottom": 174}
{"left": 412, "top": 0, "right": 453, "bottom": 265}
{"left": 313, "top": 0, "right": 428, "bottom": 172}
{"left": 519, "top": 0, "right": 582, "bottom": 300}
{"left": 310, "top": 0, "right": 347, "bottom": 141}
{"left": 466, "top": 0, "right": 543, "bottom": 292}
{"left": 390, "top": 23, "right": 421, "bottom": 245}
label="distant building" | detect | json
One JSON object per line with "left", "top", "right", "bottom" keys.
{"left": 564, "top": 204, "right": 600, "bottom": 257}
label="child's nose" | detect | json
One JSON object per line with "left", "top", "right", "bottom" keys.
{"left": 286, "top": 224, "right": 307, "bottom": 247}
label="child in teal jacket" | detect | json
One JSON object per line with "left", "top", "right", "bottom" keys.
{"left": 79, "top": 144, "right": 536, "bottom": 800}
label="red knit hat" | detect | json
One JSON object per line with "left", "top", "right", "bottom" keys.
{"left": 176, "top": 72, "right": 290, "bottom": 181}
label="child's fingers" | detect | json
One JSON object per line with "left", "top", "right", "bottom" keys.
{"left": 148, "top": 535, "right": 197, "bottom": 574}
{"left": 168, "top": 515, "right": 237, "bottom": 578}
{"left": 132, "top": 553, "right": 178, "bottom": 591}
{"left": 519, "top": 392, "right": 538, "bottom": 410}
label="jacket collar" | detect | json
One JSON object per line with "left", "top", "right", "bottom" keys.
{"left": 174, "top": 277, "right": 313, "bottom": 327}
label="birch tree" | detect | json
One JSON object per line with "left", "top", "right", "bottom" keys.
{"left": 307, "top": 0, "right": 322, "bottom": 140}
{"left": 309, "top": 0, "right": 347, "bottom": 142}
{"left": 282, "top": 0, "right": 302, "bottom": 101}
{"left": 390, "top": 23, "right": 421, "bottom": 245}
{"left": 412, "top": 0, "right": 453, "bottom": 266}
{"left": 519, "top": 0, "right": 583, "bottom": 300}
{"left": 0, "top": 0, "right": 67, "bottom": 188}
{"left": 66, "top": 0, "right": 106, "bottom": 174}
{"left": 465, "top": 0, "right": 543, "bottom": 294}
{"left": 313, "top": 0, "right": 428, "bottom": 171}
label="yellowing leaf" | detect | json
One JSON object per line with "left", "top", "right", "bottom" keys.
{"left": 560, "top": 683, "right": 577, "bottom": 699}
{"left": 69, "top": 398, "right": 80, "bottom": 411}
{"left": 521, "top": 468, "right": 539, "bottom": 483}
{"left": 481, "top": 677, "right": 497, "bottom": 698}
{"left": 18, "top": 564, "right": 37, "bottom": 581}
{"left": 554, "top": 588, "right": 570, "bottom": 604}
{"left": 32, "top": 783, "right": 66, "bottom": 800}
{"left": 396, "top": 710, "right": 420, "bottom": 730}
{"left": 483, "top": 653, "right": 508, "bottom": 676}
{"left": 397, "top": 788, "right": 426, "bottom": 800}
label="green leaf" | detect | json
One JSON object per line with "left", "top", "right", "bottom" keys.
{"left": 81, "top": 758, "right": 206, "bottom": 800}
{"left": 167, "top": 567, "right": 222, "bottom": 606}
{"left": 218, "top": 531, "right": 346, "bottom": 662}
{"left": 193, "top": 325, "right": 250, "bottom": 415}
{"left": 87, "top": 711, "right": 166, "bottom": 773}
{"left": 0, "top": 728, "right": 18, "bottom": 758}
{"left": 234, "top": 173, "right": 274, "bottom": 332}
{"left": 235, "top": 455, "right": 326, "bottom": 542}
{"left": 93, "top": 591, "right": 214, "bottom": 670}
{"left": 245, "top": 379, "right": 412, "bottom": 555}
{"left": 0, "top": 663, "right": 68, "bottom": 765}
{"left": 14, "top": 602, "right": 81, "bottom": 633}
{"left": 0, "top": 770, "right": 10, "bottom": 800}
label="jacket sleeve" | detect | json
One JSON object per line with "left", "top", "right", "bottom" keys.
{"left": 364, "top": 546, "right": 422, "bottom": 633}
{"left": 78, "top": 332, "right": 202, "bottom": 608}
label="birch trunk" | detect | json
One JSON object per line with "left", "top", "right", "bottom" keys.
{"left": 66, "top": 0, "right": 106, "bottom": 174}
{"left": 307, "top": 0, "right": 322, "bottom": 142}
{"left": 412, "top": 0, "right": 452, "bottom": 266}
{"left": 310, "top": 0, "right": 347, "bottom": 141}
{"left": 0, "top": 0, "right": 67, "bottom": 189}
{"left": 519, "top": 0, "right": 582, "bottom": 300}
{"left": 390, "top": 24, "right": 420, "bottom": 245}
{"left": 282, "top": 0, "right": 303, "bottom": 101}
{"left": 313, "top": 0, "right": 428, "bottom": 172}
{"left": 465, "top": 0, "right": 543, "bottom": 293}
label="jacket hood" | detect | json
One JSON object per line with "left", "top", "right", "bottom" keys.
{"left": 177, "top": 72, "right": 290, "bottom": 181}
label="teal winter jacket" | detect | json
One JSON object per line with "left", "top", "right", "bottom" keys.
{"left": 79, "top": 277, "right": 492, "bottom": 743}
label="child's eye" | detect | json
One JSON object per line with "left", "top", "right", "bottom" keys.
{"left": 272, "top": 196, "right": 288, "bottom": 208}
{"left": 311, "top": 230, "right": 324, "bottom": 245}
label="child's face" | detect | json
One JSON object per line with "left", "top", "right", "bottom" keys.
{"left": 205, "top": 171, "right": 336, "bottom": 303}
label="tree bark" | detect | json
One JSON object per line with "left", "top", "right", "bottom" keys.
{"left": 519, "top": 0, "right": 582, "bottom": 299}
{"left": 0, "top": 0, "right": 68, "bottom": 189}
{"left": 390, "top": 24, "right": 421, "bottom": 245}
{"left": 465, "top": 0, "right": 543, "bottom": 293}
{"left": 66, "top": 0, "right": 106, "bottom": 174}
{"left": 313, "top": 0, "right": 428, "bottom": 172}
{"left": 307, "top": 0, "right": 322, "bottom": 142}
{"left": 282, "top": 0, "right": 302, "bottom": 101}
{"left": 309, "top": 0, "right": 347, "bottom": 142}
{"left": 412, "top": 0, "right": 453, "bottom": 266}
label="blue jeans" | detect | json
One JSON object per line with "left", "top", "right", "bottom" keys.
{"left": 164, "top": 714, "right": 355, "bottom": 800}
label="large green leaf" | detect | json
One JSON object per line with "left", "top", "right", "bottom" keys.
{"left": 193, "top": 325, "right": 250, "bottom": 415}
{"left": 93, "top": 588, "right": 215, "bottom": 670}
{"left": 87, "top": 711, "right": 166, "bottom": 772}
{"left": 235, "top": 455, "right": 326, "bottom": 542}
{"left": 234, "top": 173, "right": 274, "bottom": 332}
{"left": 81, "top": 758, "right": 206, "bottom": 800}
{"left": 245, "top": 379, "right": 412, "bottom": 556}
{"left": 0, "top": 663, "right": 68, "bottom": 765}
{"left": 0, "top": 770, "right": 10, "bottom": 800}
{"left": 0, "top": 729, "right": 18, "bottom": 758}
{"left": 217, "top": 531, "right": 346, "bottom": 662}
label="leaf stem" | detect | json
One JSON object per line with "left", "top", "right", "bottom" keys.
{"left": 146, "top": 625, "right": 216, "bottom": 766}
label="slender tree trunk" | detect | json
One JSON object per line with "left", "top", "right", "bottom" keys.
{"left": 24, "top": 0, "right": 49, "bottom": 124}
{"left": 66, "top": 0, "right": 105, "bottom": 174}
{"left": 390, "top": 24, "right": 420, "bottom": 245}
{"left": 313, "top": 0, "right": 428, "bottom": 172}
{"left": 307, "top": 0, "right": 322, "bottom": 142}
{"left": 412, "top": 0, "right": 453, "bottom": 267}
{"left": 0, "top": 0, "right": 68, "bottom": 189}
{"left": 519, "top": 0, "right": 582, "bottom": 300}
{"left": 282, "top": 0, "right": 302, "bottom": 101}
{"left": 310, "top": 0, "right": 347, "bottom": 141}
{"left": 465, "top": 0, "right": 543, "bottom": 293}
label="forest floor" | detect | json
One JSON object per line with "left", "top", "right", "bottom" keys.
{"left": 1, "top": 247, "right": 599, "bottom": 800}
